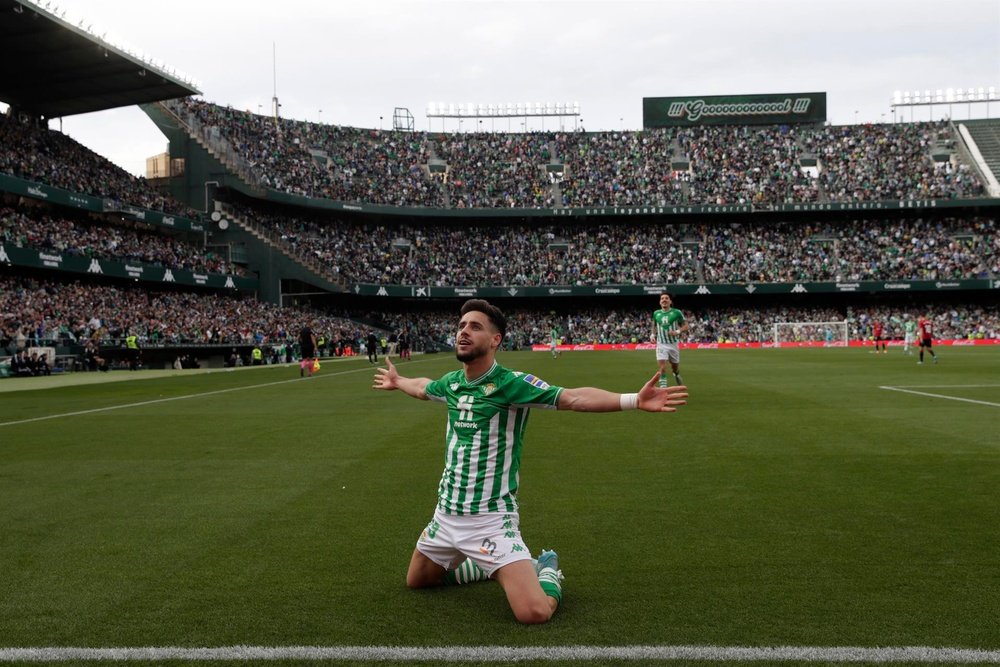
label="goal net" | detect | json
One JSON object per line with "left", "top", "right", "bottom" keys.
{"left": 772, "top": 321, "right": 849, "bottom": 347}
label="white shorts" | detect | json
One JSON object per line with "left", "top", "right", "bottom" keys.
{"left": 656, "top": 343, "right": 680, "bottom": 364}
{"left": 416, "top": 509, "right": 533, "bottom": 577}
{"left": 904, "top": 333, "right": 915, "bottom": 345}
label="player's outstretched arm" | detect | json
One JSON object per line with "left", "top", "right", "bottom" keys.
{"left": 558, "top": 373, "right": 687, "bottom": 413}
{"left": 373, "top": 357, "right": 431, "bottom": 399}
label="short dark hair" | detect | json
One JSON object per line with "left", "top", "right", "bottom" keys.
{"left": 460, "top": 299, "right": 507, "bottom": 341}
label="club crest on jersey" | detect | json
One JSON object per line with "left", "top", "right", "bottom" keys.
{"left": 522, "top": 374, "right": 550, "bottom": 389}
{"left": 450, "top": 383, "right": 460, "bottom": 391}
{"left": 482, "top": 382, "right": 497, "bottom": 396}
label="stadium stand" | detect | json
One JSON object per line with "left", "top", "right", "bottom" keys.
{"left": 161, "top": 98, "right": 991, "bottom": 209}
{"left": 0, "top": 205, "right": 244, "bottom": 276}
{"left": 217, "top": 197, "right": 996, "bottom": 286}
{"left": 364, "top": 302, "right": 1000, "bottom": 348}
{"left": 0, "top": 273, "right": 383, "bottom": 362}
{"left": 0, "top": 115, "right": 200, "bottom": 218}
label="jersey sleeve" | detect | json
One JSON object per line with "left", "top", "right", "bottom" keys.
{"left": 505, "top": 372, "right": 563, "bottom": 409}
{"left": 424, "top": 374, "right": 451, "bottom": 404}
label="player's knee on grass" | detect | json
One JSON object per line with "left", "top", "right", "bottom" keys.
{"left": 509, "top": 595, "right": 556, "bottom": 624}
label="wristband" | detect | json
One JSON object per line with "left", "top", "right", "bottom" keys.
{"left": 619, "top": 393, "right": 639, "bottom": 411}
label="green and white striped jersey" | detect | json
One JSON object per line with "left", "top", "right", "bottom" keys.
{"left": 425, "top": 361, "right": 563, "bottom": 515}
{"left": 653, "top": 308, "right": 685, "bottom": 345}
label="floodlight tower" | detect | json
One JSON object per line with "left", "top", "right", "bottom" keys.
{"left": 393, "top": 107, "right": 415, "bottom": 132}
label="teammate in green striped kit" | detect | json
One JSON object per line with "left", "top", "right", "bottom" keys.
{"left": 374, "top": 299, "right": 688, "bottom": 624}
{"left": 653, "top": 293, "right": 688, "bottom": 388}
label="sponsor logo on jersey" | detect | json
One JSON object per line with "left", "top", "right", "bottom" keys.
{"left": 522, "top": 374, "right": 550, "bottom": 389}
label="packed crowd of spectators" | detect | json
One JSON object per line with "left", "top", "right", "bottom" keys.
{"left": 805, "top": 123, "right": 984, "bottom": 201}
{"left": 0, "top": 275, "right": 362, "bottom": 353}
{"left": 173, "top": 99, "right": 987, "bottom": 209}
{"left": 3, "top": 273, "right": 996, "bottom": 372}
{"left": 0, "top": 113, "right": 200, "bottom": 218}
{"left": 230, "top": 201, "right": 997, "bottom": 285}
{"left": 438, "top": 132, "right": 554, "bottom": 208}
{"left": 374, "top": 303, "right": 1000, "bottom": 347}
{"left": 227, "top": 202, "right": 703, "bottom": 285}
{"left": 555, "top": 129, "right": 683, "bottom": 207}
{"left": 698, "top": 216, "right": 996, "bottom": 283}
{"left": 172, "top": 99, "right": 441, "bottom": 206}
{"left": 1, "top": 206, "right": 245, "bottom": 276}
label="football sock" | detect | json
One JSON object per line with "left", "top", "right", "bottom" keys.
{"left": 537, "top": 568, "right": 563, "bottom": 603}
{"left": 674, "top": 373, "right": 683, "bottom": 385}
{"left": 659, "top": 373, "right": 668, "bottom": 388}
{"left": 444, "top": 559, "right": 489, "bottom": 585}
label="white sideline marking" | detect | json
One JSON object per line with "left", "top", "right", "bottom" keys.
{"left": 890, "top": 385, "right": 1000, "bottom": 389}
{"left": 0, "top": 358, "right": 442, "bottom": 428}
{"left": 879, "top": 385, "right": 1000, "bottom": 408}
{"left": 1, "top": 645, "right": 999, "bottom": 663}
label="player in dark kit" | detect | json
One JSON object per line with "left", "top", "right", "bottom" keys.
{"left": 917, "top": 316, "right": 938, "bottom": 365}
{"left": 398, "top": 329, "right": 411, "bottom": 361}
{"left": 872, "top": 320, "right": 887, "bottom": 354}
{"left": 299, "top": 324, "right": 317, "bottom": 377}
{"left": 367, "top": 331, "right": 379, "bottom": 364}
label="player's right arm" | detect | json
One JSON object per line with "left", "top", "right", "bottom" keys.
{"left": 373, "top": 357, "right": 431, "bottom": 399}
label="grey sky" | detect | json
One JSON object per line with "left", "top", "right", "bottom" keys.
{"left": 16, "top": 0, "right": 1000, "bottom": 176}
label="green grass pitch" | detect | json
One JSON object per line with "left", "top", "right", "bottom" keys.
{"left": 1, "top": 348, "right": 998, "bottom": 665}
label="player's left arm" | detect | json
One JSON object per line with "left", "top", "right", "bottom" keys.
{"left": 558, "top": 373, "right": 687, "bottom": 413}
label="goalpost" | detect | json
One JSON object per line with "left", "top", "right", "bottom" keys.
{"left": 772, "top": 321, "right": 849, "bottom": 347}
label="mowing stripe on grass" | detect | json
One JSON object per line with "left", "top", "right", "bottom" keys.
{"left": 0, "top": 358, "right": 444, "bottom": 428}
{"left": 879, "top": 385, "right": 1000, "bottom": 408}
{"left": 1, "top": 645, "right": 998, "bottom": 663}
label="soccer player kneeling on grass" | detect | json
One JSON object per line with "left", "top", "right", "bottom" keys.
{"left": 373, "top": 299, "right": 688, "bottom": 624}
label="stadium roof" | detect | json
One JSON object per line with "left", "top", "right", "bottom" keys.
{"left": 0, "top": 0, "right": 200, "bottom": 118}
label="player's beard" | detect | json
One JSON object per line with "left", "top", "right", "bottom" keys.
{"left": 455, "top": 339, "right": 488, "bottom": 363}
